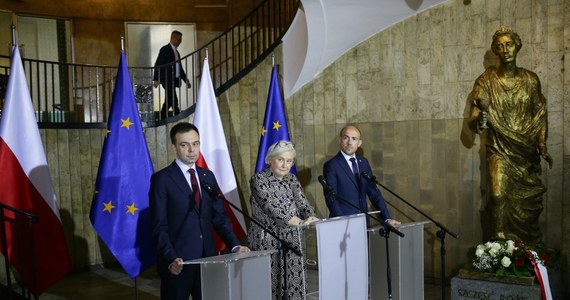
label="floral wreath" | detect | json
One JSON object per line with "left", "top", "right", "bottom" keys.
{"left": 472, "top": 240, "right": 551, "bottom": 277}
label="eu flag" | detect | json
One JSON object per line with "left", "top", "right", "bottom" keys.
{"left": 255, "top": 66, "right": 295, "bottom": 174}
{"left": 90, "top": 52, "right": 156, "bottom": 278}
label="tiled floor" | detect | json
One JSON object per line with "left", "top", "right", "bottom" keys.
{"left": 26, "top": 266, "right": 449, "bottom": 300}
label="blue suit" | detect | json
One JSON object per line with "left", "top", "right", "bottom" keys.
{"left": 149, "top": 161, "right": 240, "bottom": 300}
{"left": 323, "top": 151, "right": 391, "bottom": 221}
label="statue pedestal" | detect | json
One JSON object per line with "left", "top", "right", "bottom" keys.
{"left": 451, "top": 270, "right": 540, "bottom": 300}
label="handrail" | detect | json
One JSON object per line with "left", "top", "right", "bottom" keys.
{"left": 0, "top": 0, "right": 300, "bottom": 129}
{"left": 0, "top": 202, "right": 39, "bottom": 300}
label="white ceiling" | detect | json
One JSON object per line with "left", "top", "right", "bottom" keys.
{"left": 282, "top": 0, "right": 448, "bottom": 98}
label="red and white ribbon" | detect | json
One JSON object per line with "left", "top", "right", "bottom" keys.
{"left": 530, "top": 251, "right": 552, "bottom": 300}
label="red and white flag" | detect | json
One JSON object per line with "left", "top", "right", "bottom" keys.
{"left": 193, "top": 58, "right": 246, "bottom": 250}
{"left": 0, "top": 46, "right": 72, "bottom": 296}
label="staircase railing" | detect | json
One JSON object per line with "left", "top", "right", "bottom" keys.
{"left": 0, "top": 0, "right": 300, "bottom": 129}
{"left": 0, "top": 202, "right": 39, "bottom": 300}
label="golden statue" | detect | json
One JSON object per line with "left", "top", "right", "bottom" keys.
{"left": 469, "top": 26, "right": 553, "bottom": 244}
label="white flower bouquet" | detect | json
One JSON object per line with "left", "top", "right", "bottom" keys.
{"left": 472, "top": 240, "right": 550, "bottom": 277}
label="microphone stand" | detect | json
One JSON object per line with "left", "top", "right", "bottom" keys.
{"left": 362, "top": 172, "right": 459, "bottom": 300}
{"left": 320, "top": 176, "right": 403, "bottom": 300}
{"left": 380, "top": 224, "right": 393, "bottom": 300}
{"left": 201, "top": 182, "right": 300, "bottom": 300}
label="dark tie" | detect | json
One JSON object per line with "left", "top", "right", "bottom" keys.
{"left": 350, "top": 157, "right": 359, "bottom": 180}
{"left": 188, "top": 169, "right": 201, "bottom": 209}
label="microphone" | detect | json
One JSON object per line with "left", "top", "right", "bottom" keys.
{"left": 200, "top": 181, "right": 223, "bottom": 198}
{"left": 318, "top": 175, "right": 333, "bottom": 193}
{"left": 361, "top": 171, "right": 376, "bottom": 184}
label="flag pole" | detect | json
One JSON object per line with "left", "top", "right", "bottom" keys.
{"left": 125, "top": 34, "right": 141, "bottom": 300}
{"left": 134, "top": 277, "right": 139, "bottom": 300}
{"left": 119, "top": 35, "right": 139, "bottom": 300}
{"left": 271, "top": 52, "right": 274, "bottom": 67}
{"left": 10, "top": 24, "right": 16, "bottom": 49}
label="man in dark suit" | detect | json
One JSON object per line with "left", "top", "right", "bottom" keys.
{"left": 149, "top": 122, "right": 249, "bottom": 300}
{"left": 153, "top": 30, "right": 191, "bottom": 118}
{"left": 323, "top": 124, "right": 400, "bottom": 227}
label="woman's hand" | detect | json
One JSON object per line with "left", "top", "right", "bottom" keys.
{"left": 287, "top": 216, "right": 303, "bottom": 225}
{"left": 288, "top": 216, "right": 320, "bottom": 226}
{"left": 304, "top": 216, "right": 320, "bottom": 224}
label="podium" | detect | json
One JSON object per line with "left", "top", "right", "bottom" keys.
{"left": 302, "top": 213, "right": 369, "bottom": 300}
{"left": 186, "top": 250, "right": 275, "bottom": 300}
{"left": 368, "top": 221, "right": 431, "bottom": 300}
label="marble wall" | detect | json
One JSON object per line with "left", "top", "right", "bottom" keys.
{"left": 220, "top": 0, "right": 569, "bottom": 292}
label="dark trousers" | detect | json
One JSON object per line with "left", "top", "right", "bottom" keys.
{"left": 160, "top": 264, "right": 201, "bottom": 300}
{"left": 160, "top": 80, "right": 180, "bottom": 118}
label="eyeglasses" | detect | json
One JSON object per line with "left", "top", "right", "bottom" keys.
{"left": 276, "top": 140, "right": 295, "bottom": 148}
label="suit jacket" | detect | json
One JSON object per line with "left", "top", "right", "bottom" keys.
{"left": 153, "top": 43, "right": 187, "bottom": 87}
{"left": 149, "top": 161, "right": 240, "bottom": 276}
{"left": 323, "top": 151, "right": 391, "bottom": 220}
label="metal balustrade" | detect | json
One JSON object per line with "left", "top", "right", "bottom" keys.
{"left": 0, "top": 0, "right": 299, "bottom": 129}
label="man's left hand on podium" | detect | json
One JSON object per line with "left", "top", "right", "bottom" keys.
{"left": 232, "top": 246, "right": 251, "bottom": 253}
{"left": 386, "top": 219, "right": 401, "bottom": 228}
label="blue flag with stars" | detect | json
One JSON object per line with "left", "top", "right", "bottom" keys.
{"left": 255, "top": 66, "right": 295, "bottom": 174}
{"left": 90, "top": 52, "right": 156, "bottom": 278}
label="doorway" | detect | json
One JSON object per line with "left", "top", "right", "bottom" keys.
{"left": 125, "top": 23, "right": 197, "bottom": 114}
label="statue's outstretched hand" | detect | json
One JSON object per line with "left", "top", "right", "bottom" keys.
{"left": 539, "top": 145, "right": 553, "bottom": 169}
{"left": 538, "top": 143, "right": 554, "bottom": 169}
{"left": 542, "top": 152, "right": 553, "bottom": 169}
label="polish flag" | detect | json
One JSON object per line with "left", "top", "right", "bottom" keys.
{"left": 193, "top": 58, "right": 246, "bottom": 250}
{"left": 0, "top": 46, "right": 72, "bottom": 296}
